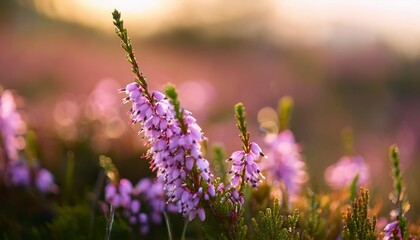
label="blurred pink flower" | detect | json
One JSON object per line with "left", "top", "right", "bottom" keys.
{"left": 35, "top": 168, "right": 57, "bottom": 193}
{"left": 262, "top": 130, "right": 308, "bottom": 197}
{"left": 324, "top": 155, "right": 369, "bottom": 189}
{"left": 0, "top": 90, "right": 26, "bottom": 163}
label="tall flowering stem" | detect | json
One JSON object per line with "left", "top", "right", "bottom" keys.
{"left": 228, "top": 103, "right": 265, "bottom": 191}
{"left": 387, "top": 145, "right": 409, "bottom": 239}
{"left": 235, "top": 103, "right": 250, "bottom": 152}
{"left": 112, "top": 10, "right": 152, "bottom": 102}
{"left": 113, "top": 10, "right": 215, "bottom": 222}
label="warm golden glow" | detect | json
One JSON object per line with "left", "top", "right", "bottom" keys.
{"left": 28, "top": 0, "right": 420, "bottom": 56}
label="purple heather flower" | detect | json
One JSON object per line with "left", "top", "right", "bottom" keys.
{"left": 324, "top": 155, "right": 369, "bottom": 189}
{"left": 35, "top": 168, "right": 57, "bottom": 193}
{"left": 227, "top": 142, "right": 265, "bottom": 189}
{"left": 262, "top": 130, "right": 308, "bottom": 197}
{"left": 105, "top": 178, "right": 133, "bottom": 208}
{"left": 0, "top": 90, "right": 26, "bottom": 163}
{"left": 104, "top": 177, "right": 178, "bottom": 235}
{"left": 121, "top": 82, "right": 215, "bottom": 221}
{"left": 8, "top": 160, "right": 30, "bottom": 187}
{"left": 382, "top": 220, "right": 402, "bottom": 240}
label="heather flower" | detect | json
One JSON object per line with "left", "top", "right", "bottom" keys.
{"left": 121, "top": 82, "right": 215, "bottom": 221}
{"left": 228, "top": 142, "right": 265, "bottom": 189}
{"left": 227, "top": 103, "right": 265, "bottom": 191}
{"left": 324, "top": 155, "right": 369, "bottom": 189}
{"left": 8, "top": 160, "right": 30, "bottom": 187}
{"left": 0, "top": 90, "right": 26, "bottom": 163}
{"left": 35, "top": 168, "right": 57, "bottom": 193}
{"left": 382, "top": 220, "right": 402, "bottom": 240}
{"left": 104, "top": 177, "right": 177, "bottom": 235}
{"left": 262, "top": 130, "right": 308, "bottom": 197}
{"left": 105, "top": 178, "right": 133, "bottom": 208}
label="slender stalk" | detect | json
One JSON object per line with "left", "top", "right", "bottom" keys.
{"left": 105, "top": 205, "right": 115, "bottom": 240}
{"left": 89, "top": 170, "right": 105, "bottom": 240}
{"left": 181, "top": 218, "right": 189, "bottom": 240}
{"left": 112, "top": 9, "right": 152, "bottom": 102}
{"left": 163, "top": 212, "right": 173, "bottom": 240}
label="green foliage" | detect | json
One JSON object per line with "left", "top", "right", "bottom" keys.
{"left": 349, "top": 174, "right": 359, "bottom": 201}
{"left": 252, "top": 198, "right": 300, "bottom": 240}
{"left": 202, "top": 181, "right": 247, "bottom": 240}
{"left": 234, "top": 103, "right": 250, "bottom": 152}
{"left": 203, "top": 200, "right": 247, "bottom": 240}
{"left": 112, "top": 9, "right": 151, "bottom": 100}
{"left": 299, "top": 192, "right": 327, "bottom": 240}
{"left": 212, "top": 145, "right": 227, "bottom": 183}
{"left": 342, "top": 188, "right": 377, "bottom": 240}
{"left": 47, "top": 204, "right": 130, "bottom": 240}
{"left": 165, "top": 84, "right": 187, "bottom": 133}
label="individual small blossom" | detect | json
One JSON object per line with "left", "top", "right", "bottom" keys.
{"left": 8, "top": 160, "right": 30, "bottom": 187}
{"left": 121, "top": 82, "right": 215, "bottom": 221}
{"left": 0, "top": 90, "right": 26, "bottom": 164}
{"left": 382, "top": 220, "right": 402, "bottom": 240}
{"left": 227, "top": 142, "right": 265, "bottom": 189}
{"left": 262, "top": 130, "right": 308, "bottom": 197}
{"left": 324, "top": 155, "right": 369, "bottom": 189}
{"left": 35, "top": 168, "right": 58, "bottom": 193}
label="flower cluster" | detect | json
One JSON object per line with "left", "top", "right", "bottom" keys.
{"left": 121, "top": 82, "right": 215, "bottom": 221}
{"left": 104, "top": 177, "right": 176, "bottom": 234}
{"left": 324, "top": 155, "right": 369, "bottom": 189}
{"left": 0, "top": 89, "right": 57, "bottom": 193}
{"left": 228, "top": 142, "right": 265, "bottom": 189}
{"left": 262, "top": 130, "right": 308, "bottom": 197}
{"left": 6, "top": 160, "right": 57, "bottom": 193}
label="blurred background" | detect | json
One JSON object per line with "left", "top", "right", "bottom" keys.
{"left": 1, "top": 0, "right": 420, "bottom": 221}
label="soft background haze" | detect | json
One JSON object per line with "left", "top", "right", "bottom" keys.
{"left": 1, "top": 0, "right": 420, "bottom": 220}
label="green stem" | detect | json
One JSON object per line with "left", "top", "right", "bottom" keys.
{"left": 278, "top": 96, "right": 293, "bottom": 132}
{"left": 163, "top": 212, "right": 173, "bottom": 240}
{"left": 112, "top": 9, "right": 152, "bottom": 102}
{"left": 181, "top": 218, "right": 189, "bottom": 240}
{"left": 105, "top": 205, "right": 115, "bottom": 240}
